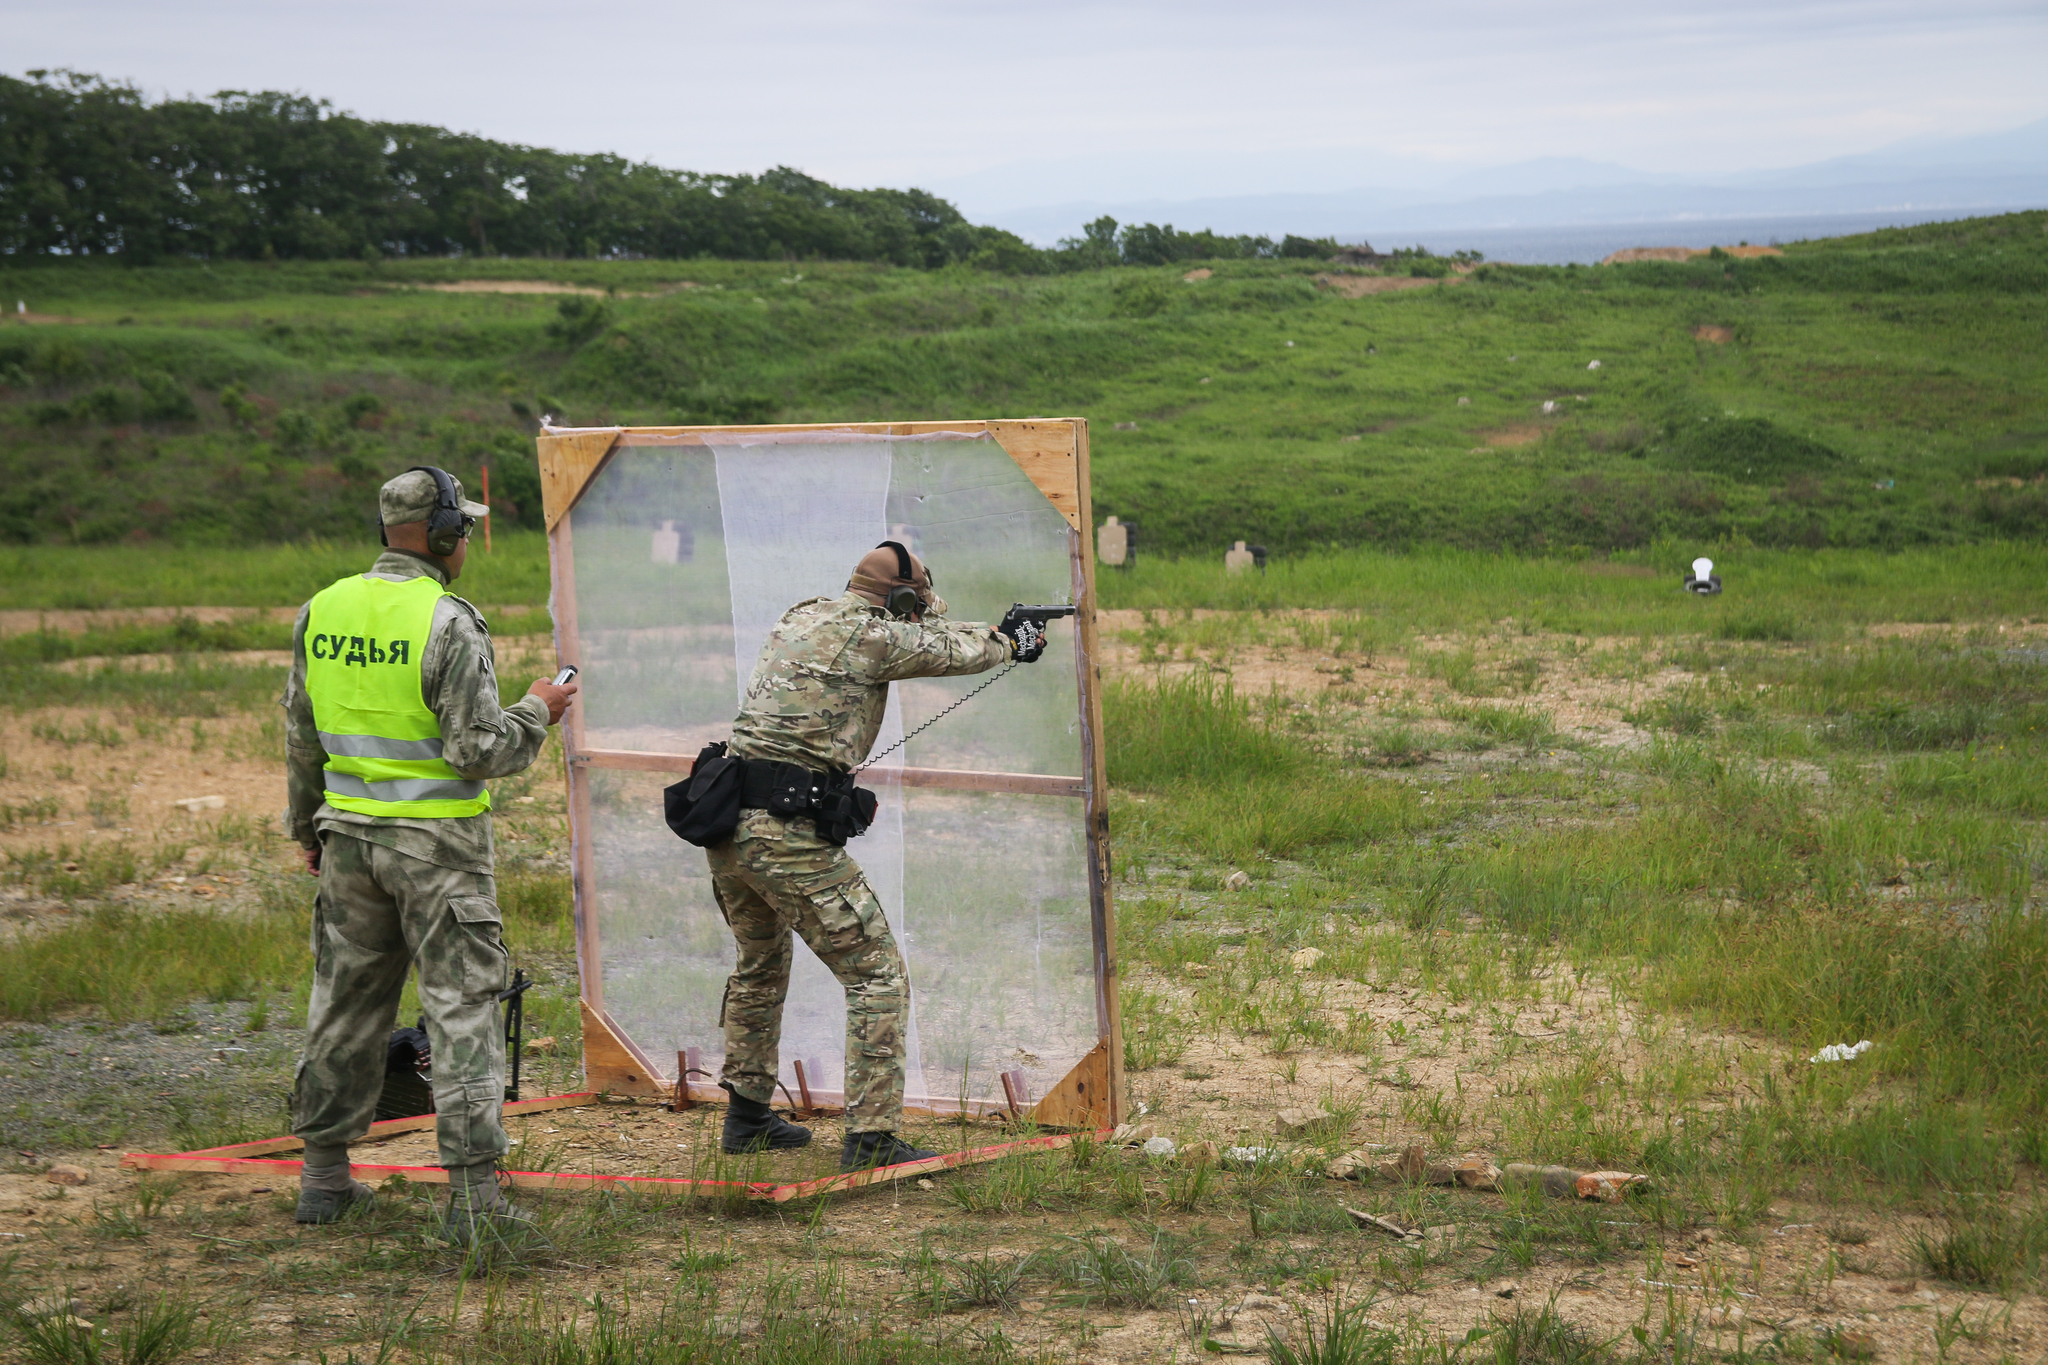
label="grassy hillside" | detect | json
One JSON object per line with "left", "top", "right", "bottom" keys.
{"left": 1, "top": 210, "right": 2043, "bottom": 555}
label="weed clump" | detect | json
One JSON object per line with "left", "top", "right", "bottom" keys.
{"left": 1913, "top": 1199, "right": 2048, "bottom": 1292}
{"left": 1107, "top": 677, "right": 1427, "bottom": 861}
{"left": 1662, "top": 415, "right": 1842, "bottom": 483}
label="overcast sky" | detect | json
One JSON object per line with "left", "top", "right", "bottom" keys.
{"left": 10, "top": 0, "right": 2046, "bottom": 215}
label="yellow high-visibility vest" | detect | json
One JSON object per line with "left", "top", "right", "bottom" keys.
{"left": 305, "top": 574, "right": 489, "bottom": 818}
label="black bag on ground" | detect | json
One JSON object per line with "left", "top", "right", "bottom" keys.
{"left": 663, "top": 741, "right": 744, "bottom": 847}
{"left": 375, "top": 1017, "right": 434, "bottom": 1120}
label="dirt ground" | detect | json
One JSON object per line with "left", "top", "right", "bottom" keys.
{"left": 6, "top": 1084, "right": 2036, "bottom": 1364}
{"left": 1314, "top": 275, "right": 1465, "bottom": 298}
{"left": 1600, "top": 247, "right": 1785, "bottom": 265}
{"left": 1096, "top": 608, "right": 1691, "bottom": 744}
{"left": 1, "top": 621, "right": 2044, "bottom": 1362}
{"left": 403, "top": 281, "right": 702, "bottom": 298}
{"left": 0, "top": 637, "right": 557, "bottom": 880}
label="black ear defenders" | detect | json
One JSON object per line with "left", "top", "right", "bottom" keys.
{"left": 877, "top": 540, "right": 931, "bottom": 618}
{"left": 379, "top": 465, "right": 474, "bottom": 557}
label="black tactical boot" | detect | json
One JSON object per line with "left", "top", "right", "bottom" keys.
{"left": 841, "top": 1130, "right": 940, "bottom": 1172}
{"left": 721, "top": 1085, "right": 812, "bottom": 1154}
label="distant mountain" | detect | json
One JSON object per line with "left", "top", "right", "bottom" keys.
{"left": 959, "top": 119, "right": 2048, "bottom": 247}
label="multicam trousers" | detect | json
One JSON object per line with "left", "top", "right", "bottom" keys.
{"left": 293, "top": 831, "right": 511, "bottom": 1169}
{"left": 706, "top": 808, "right": 909, "bottom": 1134}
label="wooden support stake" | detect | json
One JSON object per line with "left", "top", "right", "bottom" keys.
{"left": 672, "top": 1051, "right": 694, "bottom": 1112}
{"left": 807, "top": 1057, "right": 827, "bottom": 1107}
{"left": 792, "top": 1059, "right": 814, "bottom": 1114}
{"left": 1000, "top": 1069, "right": 1031, "bottom": 1120}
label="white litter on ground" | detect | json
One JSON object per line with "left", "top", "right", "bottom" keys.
{"left": 1142, "top": 1135, "right": 1177, "bottom": 1158}
{"left": 1224, "top": 1145, "right": 1281, "bottom": 1167}
{"left": 1809, "top": 1040, "right": 1873, "bottom": 1064}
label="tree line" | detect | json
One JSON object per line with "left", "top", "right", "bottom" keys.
{"left": 0, "top": 70, "right": 1346, "bottom": 270}
{"left": 0, "top": 70, "right": 1032, "bottom": 266}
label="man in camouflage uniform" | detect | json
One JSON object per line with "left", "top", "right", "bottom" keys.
{"left": 283, "top": 468, "right": 576, "bottom": 1240}
{"left": 712, "top": 542, "right": 1032, "bottom": 1171}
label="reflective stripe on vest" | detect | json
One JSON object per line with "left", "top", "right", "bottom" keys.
{"left": 305, "top": 573, "right": 491, "bottom": 819}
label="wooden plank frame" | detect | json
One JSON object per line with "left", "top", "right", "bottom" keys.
{"left": 122, "top": 1093, "right": 1112, "bottom": 1202}
{"left": 535, "top": 420, "right": 1120, "bottom": 1131}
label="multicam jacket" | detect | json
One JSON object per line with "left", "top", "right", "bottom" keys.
{"left": 729, "top": 592, "right": 1013, "bottom": 773}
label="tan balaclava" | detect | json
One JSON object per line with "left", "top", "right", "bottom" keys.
{"left": 848, "top": 541, "right": 943, "bottom": 618}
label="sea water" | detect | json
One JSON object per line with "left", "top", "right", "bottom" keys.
{"left": 1396, "top": 207, "right": 2039, "bottom": 265}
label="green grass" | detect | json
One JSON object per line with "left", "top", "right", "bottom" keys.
{"left": 0, "top": 655, "right": 287, "bottom": 715}
{"left": 1107, "top": 616, "right": 2048, "bottom": 1187}
{"left": 0, "top": 771, "right": 570, "bottom": 1026}
{"left": 0, "top": 534, "right": 552, "bottom": 611}
{"left": 1096, "top": 542, "right": 2048, "bottom": 633}
{"left": 2, "top": 210, "right": 2044, "bottom": 553}
{"left": 0, "top": 902, "right": 306, "bottom": 1023}
{"left": 1105, "top": 676, "right": 1436, "bottom": 862}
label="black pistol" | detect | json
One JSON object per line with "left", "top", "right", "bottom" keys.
{"left": 997, "top": 604, "right": 1076, "bottom": 663}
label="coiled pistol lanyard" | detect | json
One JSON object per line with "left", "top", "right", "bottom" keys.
{"left": 852, "top": 661, "right": 1019, "bottom": 774}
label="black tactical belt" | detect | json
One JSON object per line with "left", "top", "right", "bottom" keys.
{"left": 665, "top": 747, "right": 876, "bottom": 849}
{"left": 738, "top": 760, "right": 835, "bottom": 814}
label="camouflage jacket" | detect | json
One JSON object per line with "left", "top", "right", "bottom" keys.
{"left": 282, "top": 549, "right": 552, "bottom": 873}
{"left": 729, "top": 592, "right": 1013, "bottom": 773}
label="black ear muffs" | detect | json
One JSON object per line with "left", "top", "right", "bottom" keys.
{"left": 378, "top": 465, "right": 470, "bottom": 556}
{"left": 876, "top": 540, "right": 929, "bottom": 617}
{"left": 413, "top": 465, "right": 470, "bottom": 557}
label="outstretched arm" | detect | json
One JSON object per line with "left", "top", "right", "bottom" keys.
{"left": 867, "top": 615, "right": 1015, "bottom": 683}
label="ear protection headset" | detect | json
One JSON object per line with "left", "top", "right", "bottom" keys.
{"left": 379, "top": 465, "right": 473, "bottom": 558}
{"left": 877, "top": 540, "right": 931, "bottom": 618}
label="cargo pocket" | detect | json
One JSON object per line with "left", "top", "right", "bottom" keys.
{"left": 803, "top": 878, "right": 888, "bottom": 955}
{"left": 450, "top": 894, "right": 510, "bottom": 1002}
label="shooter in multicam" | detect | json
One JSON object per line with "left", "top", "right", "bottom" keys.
{"left": 704, "top": 541, "right": 1055, "bottom": 1171}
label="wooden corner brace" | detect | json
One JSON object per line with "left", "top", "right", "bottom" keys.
{"left": 1028, "top": 1039, "right": 1115, "bottom": 1130}
{"left": 580, "top": 999, "right": 667, "bottom": 1097}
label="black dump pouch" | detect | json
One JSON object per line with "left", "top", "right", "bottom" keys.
{"left": 813, "top": 773, "right": 879, "bottom": 847}
{"left": 663, "top": 741, "right": 744, "bottom": 847}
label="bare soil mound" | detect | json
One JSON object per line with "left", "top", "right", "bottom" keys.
{"left": 408, "top": 280, "right": 702, "bottom": 297}
{"left": 1603, "top": 245, "right": 1784, "bottom": 265}
{"left": 1315, "top": 274, "right": 1461, "bottom": 298}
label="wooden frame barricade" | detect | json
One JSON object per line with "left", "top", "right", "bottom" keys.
{"left": 541, "top": 420, "right": 1121, "bottom": 1137}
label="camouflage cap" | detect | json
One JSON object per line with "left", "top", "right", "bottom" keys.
{"left": 379, "top": 469, "right": 489, "bottom": 526}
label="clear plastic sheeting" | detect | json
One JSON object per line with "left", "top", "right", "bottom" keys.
{"left": 559, "top": 434, "right": 1094, "bottom": 1114}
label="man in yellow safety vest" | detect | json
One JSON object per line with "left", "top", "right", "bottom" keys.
{"left": 282, "top": 466, "right": 576, "bottom": 1243}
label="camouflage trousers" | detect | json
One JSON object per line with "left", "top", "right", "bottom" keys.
{"left": 293, "top": 831, "right": 511, "bottom": 1169}
{"left": 706, "top": 809, "right": 908, "bottom": 1134}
